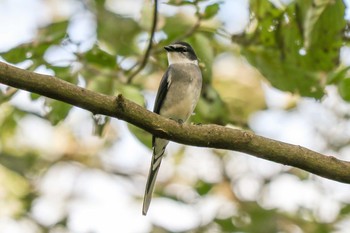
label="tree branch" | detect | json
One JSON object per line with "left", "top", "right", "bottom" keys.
{"left": 127, "top": 0, "right": 158, "bottom": 83}
{"left": 0, "top": 61, "right": 350, "bottom": 183}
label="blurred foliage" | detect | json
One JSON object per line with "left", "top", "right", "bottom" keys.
{"left": 0, "top": 0, "right": 350, "bottom": 232}
{"left": 240, "top": 0, "right": 346, "bottom": 99}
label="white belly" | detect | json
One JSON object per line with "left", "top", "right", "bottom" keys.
{"left": 160, "top": 83, "right": 200, "bottom": 122}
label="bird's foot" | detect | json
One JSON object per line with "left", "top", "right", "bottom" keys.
{"left": 177, "top": 119, "right": 184, "bottom": 124}
{"left": 169, "top": 118, "right": 184, "bottom": 124}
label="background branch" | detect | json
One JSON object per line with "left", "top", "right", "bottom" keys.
{"left": 172, "top": 16, "right": 201, "bottom": 44}
{"left": 127, "top": 0, "right": 158, "bottom": 83}
{"left": 0, "top": 61, "right": 350, "bottom": 183}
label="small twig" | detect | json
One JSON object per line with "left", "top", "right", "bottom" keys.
{"left": 175, "top": 16, "right": 201, "bottom": 42}
{"left": 127, "top": 0, "right": 158, "bottom": 83}
{"left": 174, "top": 2, "right": 202, "bottom": 42}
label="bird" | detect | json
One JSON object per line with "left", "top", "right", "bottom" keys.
{"left": 142, "top": 41, "right": 202, "bottom": 215}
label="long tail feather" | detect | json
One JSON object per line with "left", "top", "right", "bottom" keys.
{"left": 142, "top": 138, "right": 168, "bottom": 215}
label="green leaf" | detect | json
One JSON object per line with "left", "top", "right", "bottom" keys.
{"left": 50, "top": 66, "right": 78, "bottom": 84}
{"left": 327, "top": 66, "right": 350, "bottom": 84}
{"left": 96, "top": 7, "right": 141, "bottom": 55}
{"left": 340, "top": 204, "right": 350, "bottom": 215}
{"left": 243, "top": 47, "right": 324, "bottom": 98}
{"left": 250, "top": 0, "right": 280, "bottom": 19}
{"left": 338, "top": 77, "right": 350, "bottom": 101}
{"left": 37, "top": 20, "right": 69, "bottom": 44}
{"left": 162, "top": 13, "right": 194, "bottom": 42}
{"left": 249, "top": 0, "right": 281, "bottom": 47}
{"left": 298, "top": 0, "right": 345, "bottom": 71}
{"left": 166, "top": 0, "right": 194, "bottom": 6}
{"left": 195, "top": 180, "right": 213, "bottom": 195}
{"left": 301, "top": 0, "right": 333, "bottom": 49}
{"left": 215, "top": 218, "right": 237, "bottom": 232}
{"left": 203, "top": 3, "right": 220, "bottom": 19}
{"left": 241, "top": 0, "right": 345, "bottom": 99}
{"left": 0, "top": 152, "right": 41, "bottom": 177}
{"left": 84, "top": 45, "right": 116, "bottom": 68}
{"left": 46, "top": 100, "right": 72, "bottom": 125}
{"left": 1, "top": 42, "right": 51, "bottom": 65}
{"left": 127, "top": 124, "right": 152, "bottom": 148}
{"left": 0, "top": 108, "right": 24, "bottom": 139}
{"left": 85, "top": 74, "right": 115, "bottom": 95}
{"left": 1, "top": 45, "right": 31, "bottom": 63}
{"left": 30, "top": 93, "right": 41, "bottom": 100}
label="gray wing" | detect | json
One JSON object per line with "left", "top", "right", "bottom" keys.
{"left": 153, "top": 66, "right": 172, "bottom": 114}
{"left": 152, "top": 66, "right": 173, "bottom": 147}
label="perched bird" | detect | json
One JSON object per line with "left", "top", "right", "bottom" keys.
{"left": 142, "top": 41, "right": 202, "bottom": 215}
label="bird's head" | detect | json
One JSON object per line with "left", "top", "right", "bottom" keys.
{"left": 164, "top": 41, "right": 198, "bottom": 65}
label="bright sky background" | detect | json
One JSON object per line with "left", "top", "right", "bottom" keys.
{"left": 1, "top": 0, "right": 350, "bottom": 233}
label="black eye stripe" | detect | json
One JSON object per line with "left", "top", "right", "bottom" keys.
{"left": 177, "top": 47, "right": 187, "bottom": 52}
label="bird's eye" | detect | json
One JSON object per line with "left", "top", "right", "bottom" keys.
{"left": 180, "top": 47, "right": 188, "bottom": 53}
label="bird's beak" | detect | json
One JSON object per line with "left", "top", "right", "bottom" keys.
{"left": 164, "top": 45, "right": 174, "bottom": 52}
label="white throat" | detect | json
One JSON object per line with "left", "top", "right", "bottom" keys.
{"left": 167, "top": 53, "right": 198, "bottom": 66}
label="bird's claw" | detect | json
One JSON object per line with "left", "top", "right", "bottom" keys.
{"left": 177, "top": 119, "right": 184, "bottom": 124}
{"left": 169, "top": 118, "right": 184, "bottom": 124}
